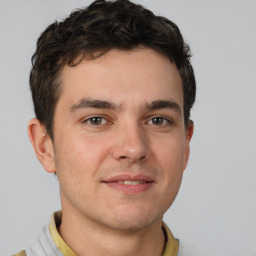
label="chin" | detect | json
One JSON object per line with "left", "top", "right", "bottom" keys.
{"left": 103, "top": 206, "right": 163, "bottom": 231}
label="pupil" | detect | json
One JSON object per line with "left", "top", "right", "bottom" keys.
{"left": 92, "top": 117, "right": 101, "bottom": 125}
{"left": 153, "top": 117, "right": 163, "bottom": 125}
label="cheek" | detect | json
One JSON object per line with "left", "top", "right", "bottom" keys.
{"left": 55, "top": 133, "right": 110, "bottom": 181}
{"left": 153, "top": 135, "right": 186, "bottom": 196}
{"left": 155, "top": 136, "right": 186, "bottom": 171}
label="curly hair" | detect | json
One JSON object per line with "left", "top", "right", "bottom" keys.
{"left": 30, "top": 0, "right": 196, "bottom": 140}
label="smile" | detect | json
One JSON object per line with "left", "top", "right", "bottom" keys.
{"left": 103, "top": 175, "right": 154, "bottom": 194}
{"left": 117, "top": 180, "right": 148, "bottom": 185}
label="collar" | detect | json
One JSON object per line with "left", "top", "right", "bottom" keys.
{"left": 162, "top": 222, "right": 179, "bottom": 256}
{"left": 49, "top": 211, "right": 77, "bottom": 256}
{"left": 49, "top": 211, "right": 179, "bottom": 256}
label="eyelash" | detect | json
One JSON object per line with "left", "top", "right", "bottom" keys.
{"left": 148, "top": 116, "right": 172, "bottom": 126}
{"left": 82, "top": 116, "right": 109, "bottom": 126}
{"left": 82, "top": 115, "right": 173, "bottom": 127}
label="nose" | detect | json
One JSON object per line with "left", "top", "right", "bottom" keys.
{"left": 111, "top": 123, "right": 150, "bottom": 163}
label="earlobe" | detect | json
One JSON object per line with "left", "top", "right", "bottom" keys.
{"left": 183, "top": 120, "right": 194, "bottom": 170}
{"left": 27, "top": 118, "right": 56, "bottom": 173}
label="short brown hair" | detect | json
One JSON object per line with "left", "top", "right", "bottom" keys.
{"left": 30, "top": 0, "right": 196, "bottom": 140}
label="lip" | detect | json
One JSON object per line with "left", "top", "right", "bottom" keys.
{"left": 103, "top": 174, "right": 154, "bottom": 194}
{"left": 104, "top": 174, "right": 154, "bottom": 183}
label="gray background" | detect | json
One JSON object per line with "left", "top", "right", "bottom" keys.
{"left": 0, "top": 0, "right": 255, "bottom": 255}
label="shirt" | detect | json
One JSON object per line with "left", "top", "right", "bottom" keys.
{"left": 49, "top": 211, "right": 179, "bottom": 256}
{"left": 14, "top": 211, "right": 179, "bottom": 256}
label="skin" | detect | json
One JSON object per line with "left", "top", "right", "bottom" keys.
{"left": 28, "top": 48, "right": 193, "bottom": 256}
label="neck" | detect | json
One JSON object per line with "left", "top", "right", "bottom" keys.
{"left": 59, "top": 208, "right": 165, "bottom": 256}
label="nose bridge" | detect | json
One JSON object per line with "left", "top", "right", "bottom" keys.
{"left": 111, "top": 119, "right": 149, "bottom": 162}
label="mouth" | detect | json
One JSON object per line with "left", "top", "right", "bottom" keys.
{"left": 103, "top": 175, "right": 154, "bottom": 194}
{"left": 116, "top": 180, "right": 148, "bottom": 185}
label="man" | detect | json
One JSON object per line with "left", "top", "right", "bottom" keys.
{"left": 15, "top": 0, "right": 197, "bottom": 255}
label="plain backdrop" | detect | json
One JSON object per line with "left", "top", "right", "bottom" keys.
{"left": 0, "top": 0, "right": 255, "bottom": 255}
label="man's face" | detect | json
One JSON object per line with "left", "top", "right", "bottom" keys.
{"left": 50, "top": 48, "right": 193, "bottom": 230}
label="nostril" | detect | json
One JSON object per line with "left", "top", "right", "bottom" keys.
{"left": 111, "top": 142, "right": 149, "bottom": 162}
{"left": 118, "top": 154, "right": 146, "bottom": 162}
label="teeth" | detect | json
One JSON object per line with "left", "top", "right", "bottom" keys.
{"left": 117, "top": 181, "right": 146, "bottom": 185}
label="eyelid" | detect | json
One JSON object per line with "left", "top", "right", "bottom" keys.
{"left": 81, "top": 115, "right": 111, "bottom": 125}
{"left": 146, "top": 115, "right": 173, "bottom": 125}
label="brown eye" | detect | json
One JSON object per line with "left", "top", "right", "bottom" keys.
{"left": 147, "top": 116, "right": 171, "bottom": 126}
{"left": 152, "top": 117, "right": 164, "bottom": 125}
{"left": 86, "top": 117, "right": 106, "bottom": 125}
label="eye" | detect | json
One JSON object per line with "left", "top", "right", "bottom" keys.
{"left": 148, "top": 117, "right": 170, "bottom": 126}
{"left": 84, "top": 116, "right": 107, "bottom": 125}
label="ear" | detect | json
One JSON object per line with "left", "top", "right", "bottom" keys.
{"left": 27, "top": 118, "right": 56, "bottom": 173}
{"left": 183, "top": 120, "right": 194, "bottom": 170}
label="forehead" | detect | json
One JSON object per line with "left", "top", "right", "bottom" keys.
{"left": 57, "top": 48, "right": 183, "bottom": 110}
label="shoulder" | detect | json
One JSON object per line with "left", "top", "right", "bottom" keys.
{"left": 12, "top": 250, "right": 27, "bottom": 256}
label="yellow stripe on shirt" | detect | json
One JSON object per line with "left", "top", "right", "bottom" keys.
{"left": 49, "top": 211, "right": 77, "bottom": 256}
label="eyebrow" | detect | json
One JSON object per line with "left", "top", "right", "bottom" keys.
{"left": 146, "top": 100, "right": 182, "bottom": 113}
{"left": 70, "top": 98, "right": 181, "bottom": 113}
{"left": 70, "top": 99, "right": 121, "bottom": 113}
